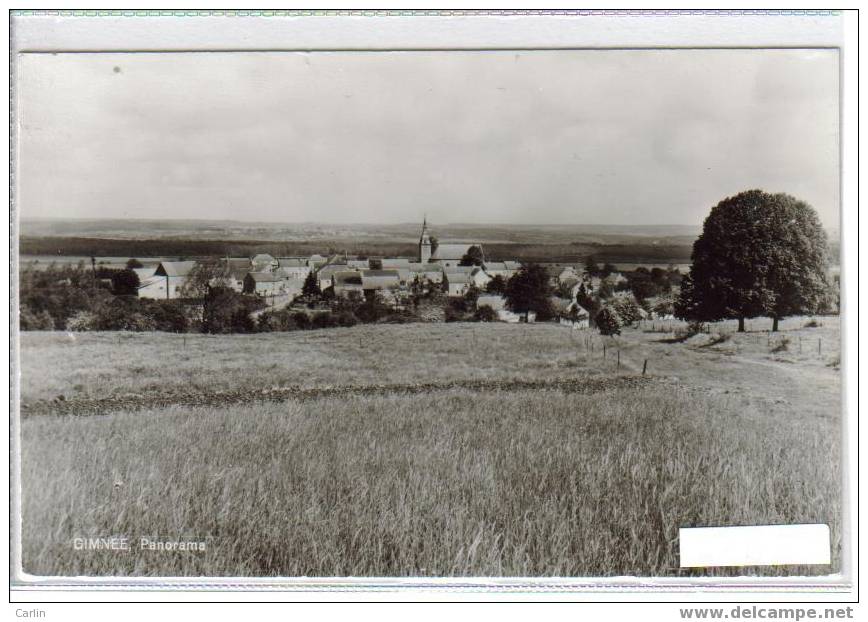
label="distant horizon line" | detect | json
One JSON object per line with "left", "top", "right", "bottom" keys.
{"left": 17, "top": 216, "right": 707, "bottom": 228}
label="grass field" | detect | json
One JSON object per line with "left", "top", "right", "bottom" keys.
{"left": 18, "top": 317, "right": 842, "bottom": 577}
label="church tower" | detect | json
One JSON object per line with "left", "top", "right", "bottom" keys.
{"left": 419, "top": 216, "right": 432, "bottom": 263}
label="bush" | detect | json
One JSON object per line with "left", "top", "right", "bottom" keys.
{"left": 291, "top": 311, "right": 311, "bottom": 330}
{"left": 111, "top": 269, "right": 140, "bottom": 296}
{"left": 19, "top": 305, "right": 55, "bottom": 331}
{"left": 65, "top": 311, "right": 97, "bottom": 331}
{"left": 256, "top": 309, "right": 293, "bottom": 332}
{"left": 473, "top": 305, "right": 498, "bottom": 322}
{"left": 311, "top": 312, "right": 339, "bottom": 329}
{"left": 611, "top": 296, "right": 643, "bottom": 326}
{"left": 148, "top": 301, "right": 190, "bottom": 333}
{"left": 201, "top": 287, "right": 262, "bottom": 334}
{"left": 335, "top": 311, "right": 358, "bottom": 327}
{"left": 445, "top": 306, "right": 465, "bottom": 323}
{"left": 230, "top": 308, "right": 256, "bottom": 334}
{"left": 771, "top": 336, "right": 791, "bottom": 353}
{"left": 595, "top": 307, "right": 621, "bottom": 336}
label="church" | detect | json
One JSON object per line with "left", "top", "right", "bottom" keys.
{"left": 418, "top": 218, "right": 484, "bottom": 268}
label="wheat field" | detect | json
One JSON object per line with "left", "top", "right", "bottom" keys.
{"left": 18, "top": 319, "right": 842, "bottom": 577}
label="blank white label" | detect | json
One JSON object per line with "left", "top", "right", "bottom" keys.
{"left": 679, "top": 524, "right": 831, "bottom": 568}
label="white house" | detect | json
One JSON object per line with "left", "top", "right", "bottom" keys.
{"left": 552, "top": 297, "right": 590, "bottom": 329}
{"left": 243, "top": 271, "right": 286, "bottom": 297}
{"left": 333, "top": 271, "right": 365, "bottom": 298}
{"left": 409, "top": 262, "right": 444, "bottom": 283}
{"left": 444, "top": 271, "right": 474, "bottom": 297}
{"left": 483, "top": 261, "right": 520, "bottom": 282}
{"left": 218, "top": 257, "right": 253, "bottom": 292}
{"left": 316, "top": 264, "right": 352, "bottom": 290}
{"left": 276, "top": 257, "right": 311, "bottom": 280}
{"left": 139, "top": 261, "right": 197, "bottom": 300}
{"left": 251, "top": 254, "right": 277, "bottom": 271}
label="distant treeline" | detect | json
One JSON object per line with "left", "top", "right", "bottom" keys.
{"left": 20, "top": 236, "right": 695, "bottom": 264}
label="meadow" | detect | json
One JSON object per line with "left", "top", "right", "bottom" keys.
{"left": 18, "top": 318, "right": 842, "bottom": 577}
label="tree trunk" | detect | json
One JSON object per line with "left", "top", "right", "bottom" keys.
{"left": 772, "top": 316, "right": 779, "bottom": 332}
{"left": 738, "top": 316, "right": 745, "bottom": 332}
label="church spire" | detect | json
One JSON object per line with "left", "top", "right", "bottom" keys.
{"left": 419, "top": 215, "right": 432, "bottom": 263}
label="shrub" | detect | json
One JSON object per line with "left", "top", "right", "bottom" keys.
{"left": 445, "top": 306, "right": 465, "bottom": 323}
{"left": 111, "top": 269, "right": 140, "bottom": 296}
{"left": 474, "top": 305, "right": 498, "bottom": 322}
{"left": 147, "top": 301, "right": 189, "bottom": 333}
{"left": 311, "top": 312, "right": 338, "bottom": 330}
{"left": 291, "top": 311, "right": 311, "bottom": 330}
{"left": 804, "top": 319, "right": 822, "bottom": 328}
{"left": 771, "top": 336, "right": 791, "bottom": 353}
{"left": 595, "top": 307, "right": 621, "bottom": 336}
{"left": 335, "top": 311, "right": 358, "bottom": 327}
{"left": 19, "top": 306, "right": 55, "bottom": 331}
{"left": 65, "top": 311, "right": 97, "bottom": 332}
{"left": 230, "top": 308, "right": 256, "bottom": 334}
{"left": 611, "top": 296, "right": 643, "bottom": 326}
{"left": 257, "top": 309, "right": 299, "bottom": 332}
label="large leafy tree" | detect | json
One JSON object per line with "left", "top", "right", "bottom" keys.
{"left": 111, "top": 269, "right": 140, "bottom": 296}
{"left": 678, "top": 190, "right": 831, "bottom": 332}
{"left": 485, "top": 274, "right": 506, "bottom": 295}
{"left": 179, "top": 259, "right": 227, "bottom": 299}
{"left": 504, "top": 263, "right": 554, "bottom": 321}
{"left": 459, "top": 245, "right": 484, "bottom": 267}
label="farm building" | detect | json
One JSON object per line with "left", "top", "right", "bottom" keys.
{"left": 333, "top": 271, "right": 364, "bottom": 298}
{"left": 381, "top": 258, "right": 411, "bottom": 270}
{"left": 444, "top": 265, "right": 490, "bottom": 290}
{"left": 132, "top": 266, "right": 157, "bottom": 282}
{"left": 276, "top": 258, "right": 311, "bottom": 280}
{"left": 443, "top": 271, "right": 474, "bottom": 297}
{"left": 558, "top": 267, "right": 581, "bottom": 285}
{"left": 552, "top": 297, "right": 591, "bottom": 329}
{"left": 219, "top": 257, "right": 253, "bottom": 292}
{"left": 347, "top": 259, "right": 370, "bottom": 270}
{"left": 361, "top": 269, "right": 402, "bottom": 291}
{"left": 409, "top": 262, "right": 444, "bottom": 284}
{"left": 137, "top": 276, "right": 168, "bottom": 299}
{"left": 243, "top": 271, "right": 286, "bottom": 297}
{"left": 307, "top": 254, "right": 328, "bottom": 270}
{"left": 139, "top": 261, "right": 196, "bottom": 300}
{"left": 483, "top": 261, "right": 521, "bottom": 280}
{"left": 251, "top": 254, "right": 277, "bottom": 271}
{"left": 380, "top": 259, "right": 412, "bottom": 282}
{"left": 316, "top": 264, "right": 351, "bottom": 290}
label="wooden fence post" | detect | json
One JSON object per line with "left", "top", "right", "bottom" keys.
{"left": 642, "top": 359, "right": 648, "bottom": 375}
{"left": 617, "top": 350, "right": 620, "bottom": 369}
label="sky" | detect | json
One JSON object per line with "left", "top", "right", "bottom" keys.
{"left": 17, "top": 49, "right": 839, "bottom": 228}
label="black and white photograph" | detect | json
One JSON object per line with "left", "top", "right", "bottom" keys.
{"left": 8, "top": 9, "right": 857, "bottom": 602}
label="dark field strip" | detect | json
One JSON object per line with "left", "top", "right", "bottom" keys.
{"left": 21, "top": 375, "right": 658, "bottom": 418}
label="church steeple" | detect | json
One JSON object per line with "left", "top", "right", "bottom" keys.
{"left": 419, "top": 216, "right": 432, "bottom": 263}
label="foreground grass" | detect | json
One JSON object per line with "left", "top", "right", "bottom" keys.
{"left": 21, "top": 387, "right": 840, "bottom": 577}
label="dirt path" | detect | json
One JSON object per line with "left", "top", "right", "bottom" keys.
{"left": 20, "top": 374, "right": 662, "bottom": 418}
